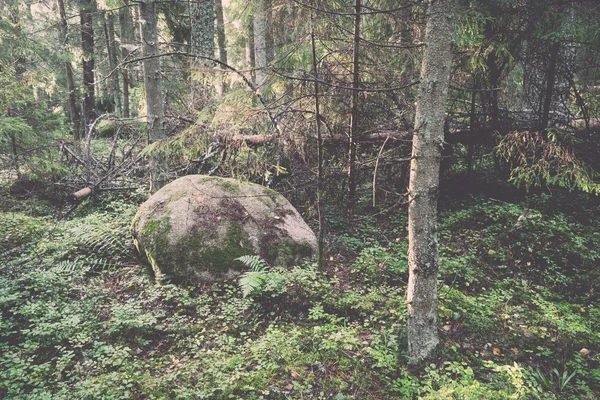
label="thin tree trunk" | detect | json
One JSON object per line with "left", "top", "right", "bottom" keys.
{"left": 253, "top": 0, "right": 268, "bottom": 90}
{"left": 246, "top": 17, "right": 256, "bottom": 83}
{"left": 467, "top": 85, "right": 477, "bottom": 176}
{"left": 540, "top": 42, "right": 560, "bottom": 131}
{"left": 347, "top": 0, "right": 361, "bottom": 221}
{"left": 80, "top": 0, "right": 97, "bottom": 137}
{"left": 106, "top": 11, "right": 122, "bottom": 117}
{"left": 119, "top": 0, "right": 133, "bottom": 118}
{"left": 215, "top": 0, "right": 228, "bottom": 95}
{"left": 139, "top": 0, "right": 168, "bottom": 193}
{"left": 311, "top": 10, "right": 324, "bottom": 271}
{"left": 57, "top": 0, "right": 80, "bottom": 140}
{"left": 407, "top": 0, "right": 455, "bottom": 365}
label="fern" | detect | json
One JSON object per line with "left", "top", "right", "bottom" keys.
{"left": 236, "top": 255, "right": 269, "bottom": 298}
{"left": 235, "top": 255, "right": 267, "bottom": 271}
{"left": 52, "top": 259, "right": 112, "bottom": 274}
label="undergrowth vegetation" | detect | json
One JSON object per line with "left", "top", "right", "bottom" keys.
{"left": 1, "top": 183, "right": 600, "bottom": 399}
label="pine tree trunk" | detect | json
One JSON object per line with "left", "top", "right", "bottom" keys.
{"left": 540, "top": 42, "right": 560, "bottom": 131}
{"left": 139, "top": 0, "right": 168, "bottom": 193}
{"left": 57, "top": 0, "right": 80, "bottom": 139}
{"left": 253, "top": 0, "right": 268, "bottom": 90}
{"left": 214, "top": 0, "right": 228, "bottom": 95}
{"left": 347, "top": 0, "right": 361, "bottom": 221}
{"left": 106, "top": 11, "right": 122, "bottom": 117}
{"left": 406, "top": 0, "right": 455, "bottom": 365}
{"left": 80, "top": 0, "right": 97, "bottom": 138}
{"left": 246, "top": 17, "right": 256, "bottom": 83}
{"left": 311, "top": 11, "right": 325, "bottom": 270}
{"left": 119, "top": 0, "right": 133, "bottom": 118}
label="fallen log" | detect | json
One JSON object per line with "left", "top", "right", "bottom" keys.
{"left": 71, "top": 187, "right": 93, "bottom": 203}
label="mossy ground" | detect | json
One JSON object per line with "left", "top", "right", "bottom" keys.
{"left": 2, "top": 188, "right": 600, "bottom": 399}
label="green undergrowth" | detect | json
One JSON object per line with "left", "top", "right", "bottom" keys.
{"left": 1, "top": 190, "right": 599, "bottom": 399}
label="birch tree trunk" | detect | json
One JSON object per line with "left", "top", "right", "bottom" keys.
{"left": 406, "top": 0, "right": 455, "bottom": 364}
{"left": 139, "top": 0, "right": 168, "bottom": 193}
{"left": 56, "top": 0, "right": 80, "bottom": 139}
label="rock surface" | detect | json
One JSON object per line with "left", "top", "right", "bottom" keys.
{"left": 131, "top": 175, "right": 317, "bottom": 282}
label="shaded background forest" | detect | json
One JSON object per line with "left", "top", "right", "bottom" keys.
{"left": 1, "top": 0, "right": 600, "bottom": 204}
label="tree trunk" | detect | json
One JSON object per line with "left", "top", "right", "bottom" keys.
{"left": 80, "top": 0, "right": 97, "bottom": 138}
{"left": 406, "top": 0, "right": 455, "bottom": 365}
{"left": 347, "top": 0, "right": 361, "bottom": 221}
{"left": 119, "top": 0, "right": 133, "bottom": 118}
{"left": 139, "top": 0, "right": 168, "bottom": 193}
{"left": 215, "top": 0, "right": 228, "bottom": 95}
{"left": 253, "top": 0, "right": 268, "bottom": 90}
{"left": 246, "top": 16, "right": 256, "bottom": 83}
{"left": 540, "top": 42, "right": 560, "bottom": 131}
{"left": 311, "top": 10, "right": 324, "bottom": 271}
{"left": 106, "top": 11, "right": 122, "bottom": 117}
{"left": 57, "top": 0, "right": 80, "bottom": 139}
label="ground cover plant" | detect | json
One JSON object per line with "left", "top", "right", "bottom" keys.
{"left": 1, "top": 181, "right": 599, "bottom": 399}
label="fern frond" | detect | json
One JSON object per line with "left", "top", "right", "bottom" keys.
{"left": 51, "top": 258, "right": 112, "bottom": 274}
{"left": 238, "top": 271, "right": 267, "bottom": 298}
{"left": 235, "top": 255, "right": 267, "bottom": 271}
{"left": 52, "top": 260, "right": 86, "bottom": 274}
{"left": 65, "top": 218, "right": 133, "bottom": 262}
{"left": 235, "top": 255, "right": 270, "bottom": 298}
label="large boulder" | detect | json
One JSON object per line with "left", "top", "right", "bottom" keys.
{"left": 131, "top": 175, "right": 317, "bottom": 282}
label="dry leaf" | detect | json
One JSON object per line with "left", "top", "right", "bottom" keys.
{"left": 580, "top": 348, "right": 590, "bottom": 357}
{"left": 291, "top": 370, "right": 300, "bottom": 379}
{"left": 493, "top": 347, "right": 502, "bottom": 356}
{"left": 443, "top": 324, "right": 452, "bottom": 332}
{"left": 511, "top": 348, "right": 519, "bottom": 355}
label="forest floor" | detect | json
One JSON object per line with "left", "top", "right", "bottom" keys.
{"left": 1, "top": 178, "right": 600, "bottom": 399}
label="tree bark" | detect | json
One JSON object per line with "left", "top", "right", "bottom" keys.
{"left": 57, "top": 0, "right": 80, "bottom": 139}
{"left": 80, "top": 0, "right": 97, "bottom": 137}
{"left": 246, "top": 16, "right": 256, "bottom": 83}
{"left": 253, "top": 0, "right": 268, "bottom": 91}
{"left": 347, "top": 0, "right": 361, "bottom": 221}
{"left": 119, "top": 0, "right": 133, "bottom": 118}
{"left": 540, "top": 42, "right": 560, "bottom": 131}
{"left": 214, "top": 0, "right": 228, "bottom": 95}
{"left": 105, "top": 11, "right": 122, "bottom": 117}
{"left": 311, "top": 10, "right": 324, "bottom": 271}
{"left": 139, "top": 0, "right": 168, "bottom": 193}
{"left": 406, "top": 0, "right": 455, "bottom": 364}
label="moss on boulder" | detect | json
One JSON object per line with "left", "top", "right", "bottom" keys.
{"left": 131, "top": 175, "right": 317, "bottom": 282}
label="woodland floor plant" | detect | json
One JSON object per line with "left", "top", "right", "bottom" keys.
{"left": 1, "top": 180, "right": 600, "bottom": 399}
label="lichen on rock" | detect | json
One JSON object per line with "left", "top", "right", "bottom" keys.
{"left": 131, "top": 175, "right": 317, "bottom": 282}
